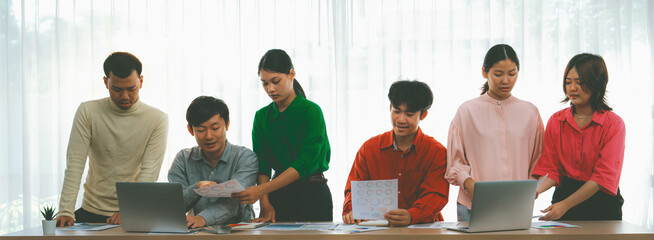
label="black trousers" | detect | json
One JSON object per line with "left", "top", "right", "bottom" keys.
{"left": 268, "top": 178, "right": 333, "bottom": 221}
{"left": 552, "top": 176, "right": 623, "bottom": 220}
{"left": 74, "top": 207, "right": 110, "bottom": 223}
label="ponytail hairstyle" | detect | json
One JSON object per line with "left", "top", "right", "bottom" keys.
{"left": 258, "top": 49, "right": 306, "bottom": 98}
{"left": 561, "top": 53, "right": 612, "bottom": 113}
{"left": 481, "top": 44, "right": 520, "bottom": 95}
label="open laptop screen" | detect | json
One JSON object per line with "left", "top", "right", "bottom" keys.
{"left": 116, "top": 182, "right": 189, "bottom": 233}
{"left": 461, "top": 180, "right": 537, "bottom": 233}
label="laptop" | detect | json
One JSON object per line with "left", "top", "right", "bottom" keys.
{"left": 116, "top": 182, "right": 197, "bottom": 233}
{"left": 446, "top": 180, "right": 537, "bottom": 233}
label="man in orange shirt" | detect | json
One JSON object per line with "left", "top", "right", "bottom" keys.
{"left": 342, "top": 80, "right": 449, "bottom": 226}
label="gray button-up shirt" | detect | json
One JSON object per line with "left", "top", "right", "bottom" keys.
{"left": 168, "top": 140, "right": 258, "bottom": 225}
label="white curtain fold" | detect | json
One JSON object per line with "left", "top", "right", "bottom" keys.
{"left": 1, "top": 0, "right": 652, "bottom": 233}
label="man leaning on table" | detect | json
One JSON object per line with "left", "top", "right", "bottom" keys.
{"left": 168, "top": 96, "right": 258, "bottom": 229}
{"left": 343, "top": 80, "right": 449, "bottom": 227}
{"left": 56, "top": 52, "right": 168, "bottom": 227}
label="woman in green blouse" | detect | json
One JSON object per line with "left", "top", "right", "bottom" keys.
{"left": 232, "top": 49, "right": 332, "bottom": 222}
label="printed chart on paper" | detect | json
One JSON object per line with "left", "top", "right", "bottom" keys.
{"left": 351, "top": 179, "right": 398, "bottom": 220}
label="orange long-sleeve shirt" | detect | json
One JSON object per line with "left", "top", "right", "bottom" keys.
{"left": 343, "top": 128, "right": 449, "bottom": 224}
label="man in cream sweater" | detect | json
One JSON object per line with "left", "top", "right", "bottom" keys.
{"left": 56, "top": 52, "right": 168, "bottom": 226}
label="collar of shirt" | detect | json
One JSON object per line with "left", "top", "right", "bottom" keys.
{"left": 271, "top": 93, "right": 306, "bottom": 119}
{"left": 189, "top": 140, "right": 234, "bottom": 168}
{"left": 558, "top": 107, "right": 607, "bottom": 127}
{"left": 480, "top": 92, "right": 517, "bottom": 106}
{"left": 380, "top": 128, "right": 424, "bottom": 154}
{"left": 106, "top": 96, "right": 141, "bottom": 114}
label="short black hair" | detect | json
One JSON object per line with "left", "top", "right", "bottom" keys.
{"left": 103, "top": 52, "right": 142, "bottom": 78}
{"left": 562, "top": 53, "right": 612, "bottom": 112}
{"left": 186, "top": 96, "right": 230, "bottom": 129}
{"left": 388, "top": 80, "right": 434, "bottom": 113}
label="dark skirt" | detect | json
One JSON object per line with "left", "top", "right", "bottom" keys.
{"left": 552, "top": 175, "right": 623, "bottom": 220}
{"left": 268, "top": 176, "right": 333, "bottom": 221}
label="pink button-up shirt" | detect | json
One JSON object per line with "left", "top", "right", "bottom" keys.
{"left": 445, "top": 93, "right": 544, "bottom": 209}
{"left": 531, "top": 108, "right": 625, "bottom": 195}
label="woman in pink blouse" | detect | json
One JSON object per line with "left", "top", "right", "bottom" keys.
{"left": 445, "top": 44, "right": 544, "bottom": 221}
{"left": 532, "top": 53, "right": 625, "bottom": 221}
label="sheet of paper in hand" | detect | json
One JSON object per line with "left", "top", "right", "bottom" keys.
{"left": 193, "top": 179, "right": 245, "bottom": 198}
{"left": 351, "top": 179, "right": 398, "bottom": 220}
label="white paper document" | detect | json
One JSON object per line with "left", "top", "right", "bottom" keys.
{"left": 357, "top": 220, "right": 388, "bottom": 226}
{"left": 254, "top": 223, "right": 387, "bottom": 233}
{"left": 351, "top": 179, "right": 398, "bottom": 220}
{"left": 531, "top": 221, "right": 580, "bottom": 229}
{"left": 257, "top": 223, "right": 308, "bottom": 231}
{"left": 408, "top": 222, "right": 459, "bottom": 229}
{"left": 331, "top": 224, "right": 389, "bottom": 233}
{"left": 60, "top": 223, "right": 120, "bottom": 231}
{"left": 193, "top": 179, "right": 245, "bottom": 198}
{"left": 301, "top": 223, "right": 339, "bottom": 230}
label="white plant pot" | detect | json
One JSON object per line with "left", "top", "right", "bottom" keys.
{"left": 42, "top": 219, "right": 56, "bottom": 235}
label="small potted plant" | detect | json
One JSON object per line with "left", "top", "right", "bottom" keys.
{"left": 40, "top": 205, "right": 57, "bottom": 235}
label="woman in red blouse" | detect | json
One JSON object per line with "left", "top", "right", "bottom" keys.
{"left": 532, "top": 53, "right": 625, "bottom": 221}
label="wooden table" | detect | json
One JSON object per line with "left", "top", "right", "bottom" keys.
{"left": 3, "top": 221, "right": 653, "bottom": 240}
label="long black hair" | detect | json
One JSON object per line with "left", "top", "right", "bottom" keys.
{"left": 562, "top": 53, "right": 612, "bottom": 112}
{"left": 257, "top": 49, "right": 306, "bottom": 98}
{"left": 481, "top": 44, "right": 520, "bottom": 95}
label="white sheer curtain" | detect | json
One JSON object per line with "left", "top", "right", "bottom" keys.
{"left": 1, "top": 0, "right": 652, "bottom": 234}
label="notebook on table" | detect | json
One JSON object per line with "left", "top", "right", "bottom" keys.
{"left": 446, "top": 179, "right": 537, "bottom": 233}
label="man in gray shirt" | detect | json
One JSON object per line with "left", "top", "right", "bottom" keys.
{"left": 168, "top": 96, "right": 258, "bottom": 228}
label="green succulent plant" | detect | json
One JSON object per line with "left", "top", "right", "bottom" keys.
{"left": 40, "top": 205, "right": 57, "bottom": 220}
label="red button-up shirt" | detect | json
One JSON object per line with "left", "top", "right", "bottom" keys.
{"left": 532, "top": 108, "right": 625, "bottom": 195}
{"left": 343, "top": 128, "right": 449, "bottom": 223}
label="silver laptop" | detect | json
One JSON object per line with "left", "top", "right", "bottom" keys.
{"left": 446, "top": 180, "right": 537, "bottom": 233}
{"left": 116, "top": 182, "right": 196, "bottom": 233}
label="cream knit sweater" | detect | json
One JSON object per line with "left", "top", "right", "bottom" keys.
{"left": 58, "top": 97, "right": 168, "bottom": 217}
